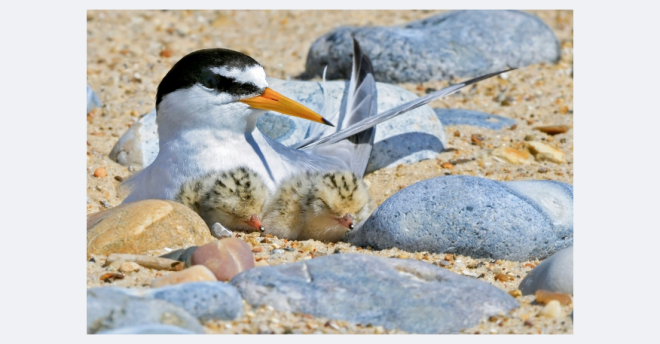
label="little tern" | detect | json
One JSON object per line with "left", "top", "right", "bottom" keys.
{"left": 120, "top": 39, "right": 511, "bottom": 207}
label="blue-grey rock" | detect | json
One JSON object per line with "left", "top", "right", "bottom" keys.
{"left": 97, "top": 324, "right": 199, "bottom": 334}
{"left": 348, "top": 176, "right": 573, "bottom": 261}
{"left": 435, "top": 109, "right": 515, "bottom": 130}
{"left": 230, "top": 253, "right": 518, "bottom": 334}
{"left": 109, "top": 108, "right": 158, "bottom": 170}
{"left": 519, "top": 246, "right": 573, "bottom": 295}
{"left": 87, "top": 287, "right": 204, "bottom": 334}
{"left": 144, "top": 282, "right": 243, "bottom": 321}
{"left": 87, "top": 84, "right": 102, "bottom": 113}
{"left": 110, "top": 78, "right": 446, "bottom": 173}
{"left": 305, "top": 10, "right": 560, "bottom": 83}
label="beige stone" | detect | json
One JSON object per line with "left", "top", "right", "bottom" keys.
{"left": 526, "top": 141, "right": 567, "bottom": 164}
{"left": 151, "top": 265, "right": 217, "bottom": 287}
{"left": 87, "top": 200, "right": 214, "bottom": 259}
{"left": 538, "top": 300, "right": 563, "bottom": 318}
{"left": 119, "top": 261, "right": 141, "bottom": 273}
{"left": 491, "top": 147, "right": 533, "bottom": 165}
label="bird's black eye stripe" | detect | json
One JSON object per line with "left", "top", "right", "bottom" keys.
{"left": 200, "top": 71, "right": 261, "bottom": 96}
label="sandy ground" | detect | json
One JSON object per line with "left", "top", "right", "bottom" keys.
{"left": 86, "top": 10, "right": 573, "bottom": 334}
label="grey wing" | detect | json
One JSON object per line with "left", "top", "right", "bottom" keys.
{"left": 300, "top": 68, "right": 515, "bottom": 149}
{"left": 300, "top": 38, "right": 378, "bottom": 178}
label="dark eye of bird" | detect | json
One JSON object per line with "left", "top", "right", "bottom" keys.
{"left": 202, "top": 73, "right": 218, "bottom": 89}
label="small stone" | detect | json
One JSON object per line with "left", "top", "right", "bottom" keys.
{"left": 114, "top": 175, "right": 124, "bottom": 182}
{"left": 191, "top": 238, "right": 255, "bottom": 281}
{"left": 439, "top": 260, "right": 451, "bottom": 267}
{"left": 454, "top": 131, "right": 460, "bottom": 137}
{"left": 534, "top": 125, "right": 568, "bottom": 135}
{"left": 160, "top": 48, "right": 173, "bottom": 57}
{"left": 441, "top": 162, "right": 454, "bottom": 169}
{"left": 471, "top": 134, "right": 484, "bottom": 145}
{"left": 100, "top": 272, "right": 124, "bottom": 282}
{"left": 494, "top": 273, "right": 515, "bottom": 282}
{"left": 211, "top": 222, "right": 233, "bottom": 238}
{"left": 435, "top": 109, "right": 515, "bottom": 130}
{"left": 93, "top": 167, "right": 107, "bottom": 178}
{"left": 524, "top": 135, "right": 536, "bottom": 141}
{"left": 87, "top": 200, "right": 214, "bottom": 259}
{"left": 252, "top": 246, "right": 263, "bottom": 253}
{"left": 538, "top": 300, "right": 562, "bottom": 318}
{"left": 119, "top": 261, "right": 141, "bottom": 273}
{"left": 508, "top": 290, "right": 522, "bottom": 297}
{"left": 559, "top": 106, "right": 569, "bottom": 114}
{"left": 538, "top": 167, "right": 548, "bottom": 173}
{"left": 524, "top": 319, "right": 534, "bottom": 327}
{"left": 150, "top": 265, "right": 217, "bottom": 288}
{"left": 272, "top": 249, "right": 285, "bottom": 255}
{"left": 526, "top": 141, "right": 567, "bottom": 164}
{"left": 535, "top": 290, "right": 572, "bottom": 305}
{"left": 519, "top": 247, "right": 573, "bottom": 295}
{"left": 491, "top": 147, "right": 532, "bottom": 165}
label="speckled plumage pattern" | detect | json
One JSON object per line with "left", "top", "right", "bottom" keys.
{"left": 262, "top": 170, "right": 374, "bottom": 242}
{"left": 175, "top": 167, "right": 269, "bottom": 231}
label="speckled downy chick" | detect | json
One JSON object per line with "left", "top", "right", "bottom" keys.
{"left": 262, "top": 170, "right": 374, "bottom": 242}
{"left": 175, "top": 167, "right": 269, "bottom": 232}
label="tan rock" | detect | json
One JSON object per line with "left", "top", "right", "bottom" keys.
{"left": 151, "top": 265, "right": 217, "bottom": 287}
{"left": 191, "top": 238, "right": 254, "bottom": 281}
{"left": 535, "top": 290, "right": 572, "bottom": 305}
{"left": 491, "top": 147, "right": 533, "bottom": 165}
{"left": 87, "top": 200, "right": 214, "bottom": 259}
{"left": 526, "top": 141, "right": 567, "bottom": 164}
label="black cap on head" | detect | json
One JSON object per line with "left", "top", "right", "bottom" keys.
{"left": 156, "top": 48, "right": 265, "bottom": 108}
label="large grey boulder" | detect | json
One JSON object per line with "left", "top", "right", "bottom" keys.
{"left": 305, "top": 10, "right": 560, "bottom": 83}
{"left": 348, "top": 176, "right": 573, "bottom": 261}
{"left": 230, "top": 253, "right": 518, "bottom": 334}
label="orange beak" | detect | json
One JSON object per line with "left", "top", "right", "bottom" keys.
{"left": 239, "top": 87, "right": 334, "bottom": 126}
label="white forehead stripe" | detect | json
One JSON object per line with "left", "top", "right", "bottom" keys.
{"left": 210, "top": 65, "right": 268, "bottom": 89}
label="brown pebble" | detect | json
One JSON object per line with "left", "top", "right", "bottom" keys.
{"left": 524, "top": 319, "right": 534, "bottom": 327}
{"left": 441, "top": 162, "right": 454, "bottom": 169}
{"left": 471, "top": 134, "right": 484, "bottom": 145}
{"left": 453, "top": 130, "right": 460, "bottom": 137}
{"left": 444, "top": 254, "right": 454, "bottom": 261}
{"left": 191, "top": 238, "right": 255, "bottom": 281}
{"left": 494, "top": 273, "right": 515, "bottom": 282}
{"left": 151, "top": 265, "right": 217, "bottom": 287}
{"left": 99, "top": 272, "right": 124, "bottom": 282}
{"left": 535, "top": 290, "right": 572, "bottom": 305}
{"left": 252, "top": 246, "right": 263, "bottom": 253}
{"left": 114, "top": 175, "right": 124, "bottom": 182}
{"left": 93, "top": 167, "right": 107, "bottom": 178}
{"left": 509, "top": 124, "right": 517, "bottom": 130}
{"left": 559, "top": 105, "right": 569, "bottom": 114}
{"left": 534, "top": 125, "right": 568, "bottom": 135}
{"left": 160, "top": 48, "right": 173, "bottom": 57}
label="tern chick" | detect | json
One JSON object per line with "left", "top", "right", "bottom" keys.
{"left": 262, "top": 170, "right": 374, "bottom": 242}
{"left": 175, "top": 167, "right": 269, "bottom": 232}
